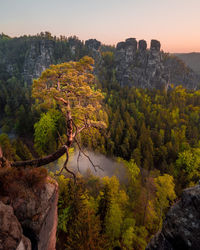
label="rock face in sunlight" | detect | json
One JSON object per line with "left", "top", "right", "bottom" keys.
{"left": 146, "top": 185, "right": 200, "bottom": 250}
{"left": 115, "top": 38, "right": 169, "bottom": 89}
{"left": 0, "top": 178, "right": 58, "bottom": 250}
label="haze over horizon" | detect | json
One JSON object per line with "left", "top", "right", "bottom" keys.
{"left": 1, "top": 0, "right": 200, "bottom": 53}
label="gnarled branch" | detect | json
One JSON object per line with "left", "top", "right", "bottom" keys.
{"left": 11, "top": 144, "right": 67, "bottom": 168}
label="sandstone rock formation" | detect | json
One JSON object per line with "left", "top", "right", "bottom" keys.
{"left": 23, "top": 40, "right": 54, "bottom": 84}
{"left": 1, "top": 34, "right": 199, "bottom": 89}
{"left": 0, "top": 201, "right": 31, "bottom": 250}
{"left": 85, "top": 39, "right": 102, "bottom": 64}
{"left": 0, "top": 177, "right": 58, "bottom": 250}
{"left": 85, "top": 39, "right": 101, "bottom": 51}
{"left": 146, "top": 184, "right": 200, "bottom": 250}
{"left": 115, "top": 38, "right": 169, "bottom": 89}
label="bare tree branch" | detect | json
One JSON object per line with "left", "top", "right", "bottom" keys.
{"left": 54, "top": 96, "right": 68, "bottom": 105}
{"left": 63, "top": 147, "right": 76, "bottom": 183}
{"left": 11, "top": 145, "right": 67, "bottom": 167}
{"left": 55, "top": 146, "right": 76, "bottom": 183}
{"left": 77, "top": 150, "right": 81, "bottom": 173}
{"left": 57, "top": 131, "right": 64, "bottom": 145}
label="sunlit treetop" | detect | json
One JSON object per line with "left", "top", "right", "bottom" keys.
{"left": 32, "top": 56, "right": 106, "bottom": 130}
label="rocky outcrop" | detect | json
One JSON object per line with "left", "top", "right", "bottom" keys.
{"left": 85, "top": 39, "right": 101, "bottom": 51}
{"left": 1, "top": 34, "right": 199, "bottom": 89}
{"left": 0, "top": 177, "right": 58, "bottom": 250}
{"left": 0, "top": 201, "right": 31, "bottom": 250}
{"left": 115, "top": 38, "right": 169, "bottom": 89}
{"left": 146, "top": 185, "right": 200, "bottom": 250}
{"left": 23, "top": 40, "right": 54, "bottom": 84}
{"left": 85, "top": 39, "right": 102, "bottom": 63}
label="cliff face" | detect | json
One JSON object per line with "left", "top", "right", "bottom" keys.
{"left": 114, "top": 38, "right": 200, "bottom": 89}
{"left": 0, "top": 201, "right": 31, "bottom": 250}
{"left": 0, "top": 175, "right": 58, "bottom": 250}
{"left": 146, "top": 185, "right": 200, "bottom": 250}
{"left": 0, "top": 34, "right": 199, "bottom": 89}
{"left": 115, "top": 38, "right": 169, "bottom": 89}
{"left": 23, "top": 40, "right": 54, "bottom": 84}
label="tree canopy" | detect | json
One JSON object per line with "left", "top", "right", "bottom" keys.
{"left": 11, "top": 56, "right": 106, "bottom": 169}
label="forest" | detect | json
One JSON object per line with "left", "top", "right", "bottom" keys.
{"left": 0, "top": 33, "right": 200, "bottom": 249}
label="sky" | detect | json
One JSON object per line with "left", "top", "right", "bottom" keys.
{"left": 1, "top": 0, "right": 200, "bottom": 53}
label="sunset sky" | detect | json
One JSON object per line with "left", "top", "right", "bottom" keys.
{"left": 1, "top": 0, "right": 200, "bottom": 53}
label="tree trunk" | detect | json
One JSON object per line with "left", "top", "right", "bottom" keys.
{"left": 10, "top": 108, "right": 74, "bottom": 168}
{"left": 66, "top": 110, "right": 73, "bottom": 148}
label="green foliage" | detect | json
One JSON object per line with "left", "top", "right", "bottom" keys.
{"left": 12, "top": 138, "right": 33, "bottom": 161}
{"left": 105, "top": 201, "right": 123, "bottom": 247}
{"left": 58, "top": 206, "right": 70, "bottom": 233}
{"left": 1, "top": 33, "right": 200, "bottom": 249}
{"left": 32, "top": 56, "right": 106, "bottom": 130}
{"left": 34, "top": 112, "right": 56, "bottom": 155}
{"left": 53, "top": 176, "right": 106, "bottom": 250}
{"left": 117, "top": 158, "right": 140, "bottom": 183}
{"left": 176, "top": 148, "right": 200, "bottom": 188}
{"left": 0, "top": 133, "right": 17, "bottom": 160}
{"left": 103, "top": 86, "right": 200, "bottom": 180}
{"left": 34, "top": 110, "right": 64, "bottom": 155}
{"left": 154, "top": 174, "right": 176, "bottom": 229}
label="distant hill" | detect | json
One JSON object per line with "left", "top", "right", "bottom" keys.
{"left": 174, "top": 52, "right": 200, "bottom": 74}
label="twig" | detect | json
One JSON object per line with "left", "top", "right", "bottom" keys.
{"left": 57, "top": 131, "right": 64, "bottom": 145}
{"left": 55, "top": 146, "right": 76, "bottom": 183}
{"left": 77, "top": 150, "right": 81, "bottom": 173}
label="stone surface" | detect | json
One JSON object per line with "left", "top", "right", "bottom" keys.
{"left": 115, "top": 38, "right": 168, "bottom": 89}
{"left": 23, "top": 39, "right": 54, "bottom": 84}
{"left": 12, "top": 179, "right": 58, "bottom": 250}
{"left": 0, "top": 201, "right": 31, "bottom": 250}
{"left": 150, "top": 40, "right": 161, "bottom": 51}
{"left": 0, "top": 177, "right": 58, "bottom": 250}
{"left": 146, "top": 185, "right": 200, "bottom": 250}
{"left": 139, "top": 40, "right": 147, "bottom": 51}
{"left": 85, "top": 39, "right": 101, "bottom": 50}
